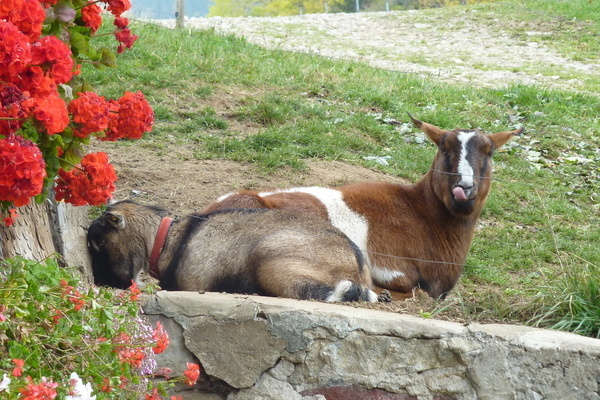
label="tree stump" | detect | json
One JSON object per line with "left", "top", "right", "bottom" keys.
{"left": 0, "top": 201, "right": 93, "bottom": 283}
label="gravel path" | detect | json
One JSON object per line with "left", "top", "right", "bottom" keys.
{"left": 153, "top": 9, "right": 597, "bottom": 91}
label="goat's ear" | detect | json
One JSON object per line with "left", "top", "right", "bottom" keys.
{"left": 408, "top": 113, "right": 445, "bottom": 145}
{"left": 103, "top": 211, "right": 125, "bottom": 229}
{"left": 489, "top": 127, "right": 524, "bottom": 149}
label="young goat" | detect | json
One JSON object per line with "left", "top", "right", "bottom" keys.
{"left": 88, "top": 201, "right": 376, "bottom": 302}
{"left": 203, "top": 116, "right": 523, "bottom": 299}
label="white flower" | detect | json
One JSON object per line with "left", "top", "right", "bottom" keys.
{"left": 66, "top": 372, "right": 96, "bottom": 400}
{"left": 0, "top": 374, "right": 11, "bottom": 392}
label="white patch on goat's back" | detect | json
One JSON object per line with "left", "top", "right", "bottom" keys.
{"left": 216, "top": 192, "right": 234, "bottom": 202}
{"left": 370, "top": 264, "right": 405, "bottom": 285}
{"left": 259, "top": 186, "right": 370, "bottom": 264}
{"left": 457, "top": 131, "right": 476, "bottom": 187}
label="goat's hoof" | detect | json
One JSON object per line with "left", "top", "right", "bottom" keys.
{"left": 377, "top": 290, "right": 393, "bottom": 303}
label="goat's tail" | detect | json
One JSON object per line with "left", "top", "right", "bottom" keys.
{"left": 326, "top": 280, "right": 378, "bottom": 303}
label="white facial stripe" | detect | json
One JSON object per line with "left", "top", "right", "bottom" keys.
{"left": 370, "top": 264, "right": 406, "bottom": 285}
{"left": 457, "top": 131, "right": 476, "bottom": 188}
{"left": 259, "top": 186, "right": 370, "bottom": 266}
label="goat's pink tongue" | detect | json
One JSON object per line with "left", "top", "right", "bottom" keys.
{"left": 452, "top": 187, "right": 469, "bottom": 202}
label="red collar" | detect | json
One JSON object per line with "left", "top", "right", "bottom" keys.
{"left": 149, "top": 217, "right": 174, "bottom": 280}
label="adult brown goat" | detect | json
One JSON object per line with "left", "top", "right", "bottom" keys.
{"left": 203, "top": 116, "right": 523, "bottom": 299}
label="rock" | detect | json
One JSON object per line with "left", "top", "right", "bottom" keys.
{"left": 143, "top": 292, "right": 600, "bottom": 400}
{"left": 184, "top": 318, "right": 287, "bottom": 389}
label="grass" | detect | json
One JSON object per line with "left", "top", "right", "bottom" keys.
{"left": 86, "top": 1, "right": 599, "bottom": 337}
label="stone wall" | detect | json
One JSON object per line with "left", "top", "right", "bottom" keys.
{"left": 142, "top": 291, "right": 600, "bottom": 400}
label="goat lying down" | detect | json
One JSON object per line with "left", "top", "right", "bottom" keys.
{"left": 203, "top": 116, "right": 523, "bottom": 299}
{"left": 87, "top": 200, "right": 377, "bottom": 302}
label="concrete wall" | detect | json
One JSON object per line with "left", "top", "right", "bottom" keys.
{"left": 143, "top": 291, "right": 600, "bottom": 400}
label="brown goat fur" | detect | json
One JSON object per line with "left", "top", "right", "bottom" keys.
{"left": 203, "top": 117, "right": 523, "bottom": 299}
{"left": 87, "top": 200, "right": 376, "bottom": 302}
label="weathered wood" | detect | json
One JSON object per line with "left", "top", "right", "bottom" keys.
{"left": 0, "top": 201, "right": 56, "bottom": 261}
{"left": 175, "top": 0, "right": 185, "bottom": 29}
{"left": 1, "top": 201, "right": 93, "bottom": 283}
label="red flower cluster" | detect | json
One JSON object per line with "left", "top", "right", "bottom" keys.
{"left": 127, "top": 280, "right": 141, "bottom": 301}
{"left": 0, "top": 0, "right": 45, "bottom": 41}
{"left": 19, "top": 377, "right": 58, "bottom": 400}
{"left": 152, "top": 321, "right": 169, "bottom": 355}
{"left": 68, "top": 91, "right": 110, "bottom": 138}
{"left": 24, "top": 92, "right": 70, "bottom": 135}
{"left": 40, "top": 0, "right": 62, "bottom": 8}
{"left": 103, "top": 0, "right": 131, "bottom": 17}
{"left": 30, "top": 35, "right": 75, "bottom": 84}
{"left": 12, "top": 359, "right": 25, "bottom": 377}
{"left": 59, "top": 279, "right": 86, "bottom": 311}
{"left": 3, "top": 208, "right": 18, "bottom": 227}
{"left": 104, "top": 91, "right": 154, "bottom": 141}
{"left": 113, "top": 332, "right": 145, "bottom": 368}
{"left": 1, "top": 0, "right": 150, "bottom": 218}
{"left": 0, "top": 82, "right": 29, "bottom": 136}
{"left": 81, "top": 1, "right": 102, "bottom": 33}
{"left": 183, "top": 363, "right": 201, "bottom": 386}
{"left": 0, "top": 19, "right": 32, "bottom": 81}
{"left": 55, "top": 152, "right": 117, "bottom": 206}
{"left": 114, "top": 16, "right": 138, "bottom": 54}
{"left": 0, "top": 137, "right": 47, "bottom": 207}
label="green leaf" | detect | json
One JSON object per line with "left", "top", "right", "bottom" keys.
{"left": 99, "top": 48, "right": 117, "bottom": 69}
{"left": 69, "top": 29, "right": 90, "bottom": 57}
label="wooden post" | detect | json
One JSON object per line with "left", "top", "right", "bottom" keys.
{"left": 385, "top": 0, "right": 390, "bottom": 11}
{"left": 356, "top": 0, "right": 360, "bottom": 12}
{"left": 0, "top": 200, "right": 93, "bottom": 283}
{"left": 175, "top": 0, "right": 185, "bottom": 29}
{"left": 324, "top": 1, "right": 328, "bottom": 13}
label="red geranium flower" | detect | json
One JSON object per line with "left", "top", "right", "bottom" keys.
{"left": 3, "top": 208, "right": 18, "bottom": 226}
{"left": 10, "top": 65, "right": 58, "bottom": 99}
{"left": 152, "top": 321, "right": 169, "bottom": 355}
{"left": 55, "top": 152, "right": 117, "bottom": 206}
{"left": 68, "top": 91, "right": 111, "bottom": 138}
{"left": 0, "top": 81, "right": 30, "bottom": 136}
{"left": 115, "top": 27, "right": 138, "bottom": 54}
{"left": 81, "top": 1, "right": 102, "bottom": 33}
{"left": 30, "top": 35, "right": 75, "bottom": 84}
{"left": 146, "top": 388, "right": 161, "bottom": 400}
{"left": 23, "top": 92, "right": 69, "bottom": 135}
{"left": 103, "top": 91, "right": 154, "bottom": 141}
{"left": 11, "top": 359, "right": 24, "bottom": 377}
{"left": 19, "top": 377, "right": 58, "bottom": 400}
{"left": 103, "top": 0, "right": 131, "bottom": 17}
{"left": 183, "top": 363, "right": 200, "bottom": 386}
{"left": 0, "top": 0, "right": 45, "bottom": 41}
{"left": 40, "top": 0, "right": 61, "bottom": 7}
{"left": 0, "top": 136, "right": 47, "bottom": 207}
{"left": 114, "top": 16, "right": 129, "bottom": 29}
{"left": 0, "top": 20, "right": 32, "bottom": 79}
